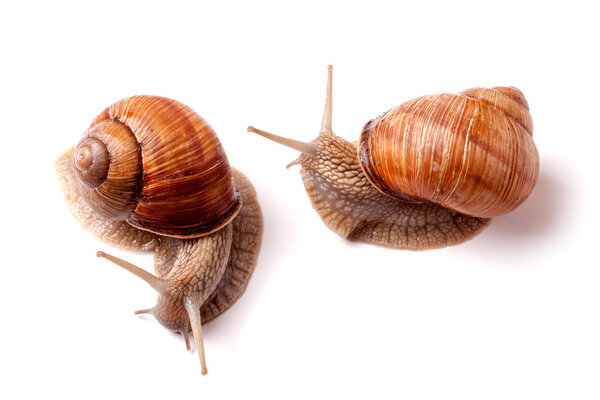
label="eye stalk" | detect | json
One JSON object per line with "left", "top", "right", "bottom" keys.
{"left": 74, "top": 136, "right": 109, "bottom": 188}
{"left": 247, "top": 126, "right": 316, "bottom": 157}
{"left": 248, "top": 65, "right": 536, "bottom": 249}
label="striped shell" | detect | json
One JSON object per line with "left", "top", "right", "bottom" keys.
{"left": 358, "top": 87, "right": 539, "bottom": 218}
{"left": 73, "top": 96, "right": 241, "bottom": 238}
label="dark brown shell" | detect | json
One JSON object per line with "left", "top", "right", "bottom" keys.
{"left": 75, "top": 96, "right": 241, "bottom": 238}
{"left": 358, "top": 87, "right": 539, "bottom": 218}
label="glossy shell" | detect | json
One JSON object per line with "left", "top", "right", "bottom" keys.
{"left": 358, "top": 87, "right": 539, "bottom": 218}
{"left": 75, "top": 95, "right": 241, "bottom": 238}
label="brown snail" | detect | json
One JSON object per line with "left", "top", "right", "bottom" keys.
{"left": 249, "top": 66, "right": 538, "bottom": 250}
{"left": 56, "top": 96, "right": 263, "bottom": 374}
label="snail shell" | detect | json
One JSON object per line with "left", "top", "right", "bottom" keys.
{"left": 358, "top": 87, "right": 539, "bottom": 218}
{"left": 73, "top": 96, "right": 241, "bottom": 238}
{"left": 249, "top": 66, "right": 541, "bottom": 249}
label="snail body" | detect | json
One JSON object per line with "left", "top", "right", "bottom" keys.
{"left": 249, "top": 66, "right": 539, "bottom": 250}
{"left": 56, "top": 96, "right": 263, "bottom": 374}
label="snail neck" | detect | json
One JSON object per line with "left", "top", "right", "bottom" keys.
{"left": 96, "top": 226, "right": 233, "bottom": 375}
{"left": 297, "top": 133, "right": 367, "bottom": 193}
{"left": 295, "top": 133, "right": 385, "bottom": 236}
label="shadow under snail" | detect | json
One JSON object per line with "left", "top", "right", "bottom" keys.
{"left": 56, "top": 96, "right": 263, "bottom": 375}
{"left": 249, "top": 66, "right": 539, "bottom": 250}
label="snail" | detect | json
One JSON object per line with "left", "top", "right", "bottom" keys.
{"left": 55, "top": 96, "right": 263, "bottom": 374}
{"left": 248, "top": 66, "right": 538, "bottom": 250}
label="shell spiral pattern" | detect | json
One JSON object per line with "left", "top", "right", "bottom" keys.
{"left": 358, "top": 87, "right": 539, "bottom": 218}
{"left": 78, "top": 96, "right": 241, "bottom": 238}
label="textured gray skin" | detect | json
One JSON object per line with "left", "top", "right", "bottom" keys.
{"left": 293, "top": 134, "right": 490, "bottom": 250}
{"left": 251, "top": 66, "right": 489, "bottom": 250}
{"left": 153, "top": 169, "right": 263, "bottom": 325}
{"left": 149, "top": 225, "right": 232, "bottom": 330}
{"left": 55, "top": 148, "right": 263, "bottom": 330}
{"left": 199, "top": 169, "right": 263, "bottom": 323}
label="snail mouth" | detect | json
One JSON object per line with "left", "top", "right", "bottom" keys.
{"left": 247, "top": 126, "right": 317, "bottom": 158}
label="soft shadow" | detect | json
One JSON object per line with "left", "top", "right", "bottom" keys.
{"left": 201, "top": 179, "right": 294, "bottom": 340}
{"left": 462, "top": 158, "right": 571, "bottom": 262}
{"left": 485, "top": 168, "right": 562, "bottom": 236}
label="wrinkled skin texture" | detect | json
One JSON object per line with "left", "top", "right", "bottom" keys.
{"left": 56, "top": 147, "right": 262, "bottom": 348}
{"left": 293, "top": 134, "right": 490, "bottom": 250}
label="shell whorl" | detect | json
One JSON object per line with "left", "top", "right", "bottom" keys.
{"left": 74, "top": 137, "right": 109, "bottom": 188}
{"left": 74, "top": 96, "right": 241, "bottom": 238}
{"left": 460, "top": 86, "right": 533, "bottom": 136}
{"left": 75, "top": 120, "right": 142, "bottom": 220}
{"left": 358, "top": 87, "right": 539, "bottom": 218}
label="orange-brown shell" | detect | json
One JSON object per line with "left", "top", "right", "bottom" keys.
{"left": 76, "top": 95, "right": 241, "bottom": 238}
{"left": 358, "top": 87, "right": 539, "bottom": 218}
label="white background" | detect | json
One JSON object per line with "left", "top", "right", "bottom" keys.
{"left": 1, "top": 1, "right": 598, "bottom": 399}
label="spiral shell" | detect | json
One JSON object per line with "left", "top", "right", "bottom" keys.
{"left": 358, "top": 87, "right": 539, "bottom": 218}
{"left": 73, "top": 96, "right": 241, "bottom": 238}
